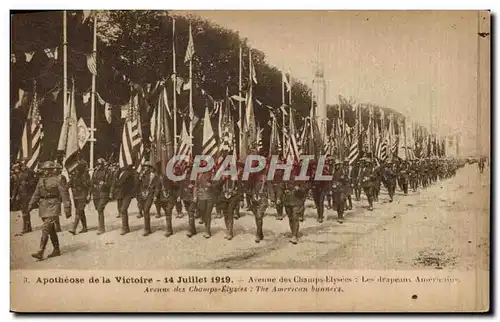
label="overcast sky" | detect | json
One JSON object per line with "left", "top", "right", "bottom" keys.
{"left": 176, "top": 10, "right": 488, "bottom": 155}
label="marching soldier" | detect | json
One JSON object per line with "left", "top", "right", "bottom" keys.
{"left": 359, "top": 156, "right": 375, "bottom": 211}
{"left": 91, "top": 158, "right": 112, "bottom": 235}
{"left": 52, "top": 162, "right": 66, "bottom": 232}
{"left": 382, "top": 160, "right": 397, "bottom": 202}
{"left": 181, "top": 161, "right": 198, "bottom": 238}
{"left": 218, "top": 168, "right": 243, "bottom": 240}
{"left": 156, "top": 166, "right": 178, "bottom": 237}
{"left": 311, "top": 159, "right": 330, "bottom": 223}
{"left": 409, "top": 160, "right": 419, "bottom": 192}
{"left": 194, "top": 163, "right": 216, "bottom": 238}
{"left": 29, "top": 161, "right": 72, "bottom": 260}
{"left": 343, "top": 159, "right": 353, "bottom": 210}
{"left": 331, "top": 159, "right": 347, "bottom": 223}
{"left": 250, "top": 170, "right": 268, "bottom": 243}
{"left": 398, "top": 160, "right": 409, "bottom": 195}
{"left": 12, "top": 158, "right": 37, "bottom": 234}
{"left": 137, "top": 162, "right": 161, "bottom": 236}
{"left": 283, "top": 165, "right": 309, "bottom": 244}
{"left": 136, "top": 165, "right": 149, "bottom": 218}
{"left": 111, "top": 165, "right": 138, "bottom": 235}
{"left": 351, "top": 160, "right": 362, "bottom": 201}
{"left": 68, "top": 161, "right": 92, "bottom": 235}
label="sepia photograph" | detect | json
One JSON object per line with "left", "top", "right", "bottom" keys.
{"left": 9, "top": 9, "right": 490, "bottom": 312}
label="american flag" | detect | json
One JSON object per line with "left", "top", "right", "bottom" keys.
{"left": 119, "top": 94, "right": 142, "bottom": 168}
{"left": 184, "top": 24, "right": 195, "bottom": 64}
{"left": 379, "top": 135, "right": 388, "bottom": 162}
{"left": 177, "top": 120, "right": 192, "bottom": 158}
{"left": 201, "top": 105, "right": 217, "bottom": 158}
{"left": 18, "top": 87, "right": 42, "bottom": 170}
{"left": 218, "top": 101, "right": 234, "bottom": 155}
{"left": 348, "top": 125, "right": 360, "bottom": 165}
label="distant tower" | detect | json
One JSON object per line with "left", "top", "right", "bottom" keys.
{"left": 312, "top": 56, "right": 327, "bottom": 138}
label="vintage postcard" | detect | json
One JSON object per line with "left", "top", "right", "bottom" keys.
{"left": 10, "top": 10, "right": 490, "bottom": 312}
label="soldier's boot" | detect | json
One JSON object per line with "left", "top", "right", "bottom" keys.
{"left": 69, "top": 216, "right": 80, "bottom": 235}
{"left": 224, "top": 214, "right": 234, "bottom": 240}
{"left": 47, "top": 229, "right": 61, "bottom": 258}
{"left": 245, "top": 195, "right": 252, "bottom": 210}
{"left": 32, "top": 234, "right": 48, "bottom": 260}
{"left": 79, "top": 214, "right": 88, "bottom": 234}
{"left": 276, "top": 202, "right": 284, "bottom": 220}
{"left": 175, "top": 201, "right": 184, "bottom": 218}
{"left": 254, "top": 217, "right": 264, "bottom": 243}
{"left": 22, "top": 214, "right": 32, "bottom": 233}
{"left": 155, "top": 203, "right": 162, "bottom": 218}
{"left": 97, "top": 210, "right": 105, "bottom": 235}
{"left": 120, "top": 213, "right": 130, "bottom": 235}
{"left": 164, "top": 215, "right": 173, "bottom": 238}
{"left": 54, "top": 217, "right": 62, "bottom": 232}
{"left": 137, "top": 208, "right": 144, "bottom": 219}
{"left": 368, "top": 196, "right": 374, "bottom": 211}
{"left": 142, "top": 212, "right": 152, "bottom": 236}
{"left": 337, "top": 204, "right": 344, "bottom": 224}
{"left": 347, "top": 196, "right": 353, "bottom": 210}
{"left": 186, "top": 214, "right": 197, "bottom": 238}
{"left": 203, "top": 214, "right": 211, "bottom": 239}
{"left": 289, "top": 217, "right": 299, "bottom": 245}
{"left": 233, "top": 204, "right": 240, "bottom": 220}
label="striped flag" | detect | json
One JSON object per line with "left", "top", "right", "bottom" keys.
{"left": 184, "top": 24, "right": 195, "bottom": 64}
{"left": 391, "top": 136, "right": 398, "bottom": 157}
{"left": 150, "top": 87, "right": 174, "bottom": 174}
{"left": 86, "top": 53, "right": 97, "bottom": 75}
{"left": 119, "top": 94, "right": 142, "bottom": 168}
{"left": 287, "top": 111, "right": 301, "bottom": 162}
{"left": 348, "top": 125, "right": 360, "bottom": 165}
{"left": 218, "top": 99, "right": 234, "bottom": 155}
{"left": 176, "top": 120, "right": 192, "bottom": 158}
{"left": 379, "top": 134, "right": 388, "bottom": 162}
{"left": 250, "top": 54, "right": 258, "bottom": 84}
{"left": 18, "top": 87, "right": 42, "bottom": 170}
{"left": 201, "top": 105, "right": 217, "bottom": 157}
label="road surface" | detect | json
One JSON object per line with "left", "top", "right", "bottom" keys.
{"left": 10, "top": 164, "right": 489, "bottom": 270}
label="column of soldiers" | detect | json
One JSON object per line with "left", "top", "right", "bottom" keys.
{"left": 12, "top": 152, "right": 466, "bottom": 260}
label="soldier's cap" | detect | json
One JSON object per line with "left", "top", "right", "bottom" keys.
{"left": 96, "top": 158, "right": 106, "bottom": 165}
{"left": 40, "top": 161, "right": 56, "bottom": 169}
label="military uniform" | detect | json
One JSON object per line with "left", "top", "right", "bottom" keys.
{"left": 382, "top": 161, "right": 397, "bottom": 202}
{"left": 331, "top": 160, "right": 348, "bottom": 222}
{"left": 359, "top": 158, "right": 375, "bottom": 210}
{"left": 351, "top": 161, "right": 362, "bottom": 201}
{"left": 311, "top": 160, "right": 331, "bottom": 223}
{"left": 398, "top": 161, "right": 409, "bottom": 195}
{"left": 12, "top": 161, "right": 37, "bottom": 234}
{"left": 112, "top": 166, "right": 138, "bottom": 235}
{"left": 409, "top": 161, "right": 419, "bottom": 192}
{"left": 137, "top": 163, "right": 161, "bottom": 236}
{"left": 182, "top": 176, "right": 198, "bottom": 238}
{"left": 195, "top": 172, "right": 216, "bottom": 238}
{"left": 28, "top": 161, "right": 72, "bottom": 260}
{"left": 342, "top": 160, "right": 353, "bottom": 209}
{"left": 136, "top": 166, "right": 149, "bottom": 218}
{"left": 68, "top": 162, "right": 92, "bottom": 235}
{"left": 91, "top": 158, "right": 112, "bottom": 234}
{"left": 270, "top": 163, "right": 285, "bottom": 220}
{"left": 217, "top": 176, "right": 243, "bottom": 240}
{"left": 283, "top": 174, "right": 309, "bottom": 244}
{"left": 156, "top": 174, "right": 178, "bottom": 237}
{"left": 249, "top": 173, "right": 268, "bottom": 243}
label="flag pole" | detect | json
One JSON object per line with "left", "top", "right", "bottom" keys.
{"left": 188, "top": 23, "right": 193, "bottom": 142}
{"left": 238, "top": 44, "right": 242, "bottom": 158}
{"left": 281, "top": 66, "right": 285, "bottom": 153}
{"left": 62, "top": 10, "right": 68, "bottom": 152}
{"left": 172, "top": 17, "right": 178, "bottom": 153}
{"left": 89, "top": 13, "right": 97, "bottom": 173}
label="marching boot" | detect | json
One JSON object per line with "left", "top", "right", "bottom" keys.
{"left": 233, "top": 205, "right": 240, "bottom": 220}
{"left": 142, "top": 213, "right": 152, "bottom": 236}
{"left": 186, "top": 214, "right": 197, "bottom": 238}
{"left": 32, "top": 234, "right": 49, "bottom": 260}
{"left": 347, "top": 196, "right": 353, "bottom": 210}
{"left": 155, "top": 203, "right": 162, "bottom": 218}
{"left": 47, "top": 229, "right": 61, "bottom": 258}
{"left": 79, "top": 214, "right": 88, "bottom": 234}
{"left": 164, "top": 215, "right": 173, "bottom": 237}
{"left": 69, "top": 215, "right": 80, "bottom": 235}
{"left": 224, "top": 214, "right": 234, "bottom": 240}
{"left": 289, "top": 218, "right": 299, "bottom": 245}
{"left": 120, "top": 213, "right": 130, "bottom": 235}
{"left": 97, "top": 210, "right": 105, "bottom": 235}
{"left": 54, "top": 217, "right": 62, "bottom": 232}
{"left": 22, "top": 214, "right": 32, "bottom": 233}
{"left": 254, "top": 217, "right": 263, "bottom": 243}
{"left": 203, "top": 213, "right": 211, "bottom": 239}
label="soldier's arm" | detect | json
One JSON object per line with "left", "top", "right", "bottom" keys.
{"left": 27, "top": 180, "right": 41, "bottom": 211}
{"left": 57, "top": 179, "right": 72, "bottom": 212}
{"left": 85, "top": 173, "right": 92, "bottom": 199}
